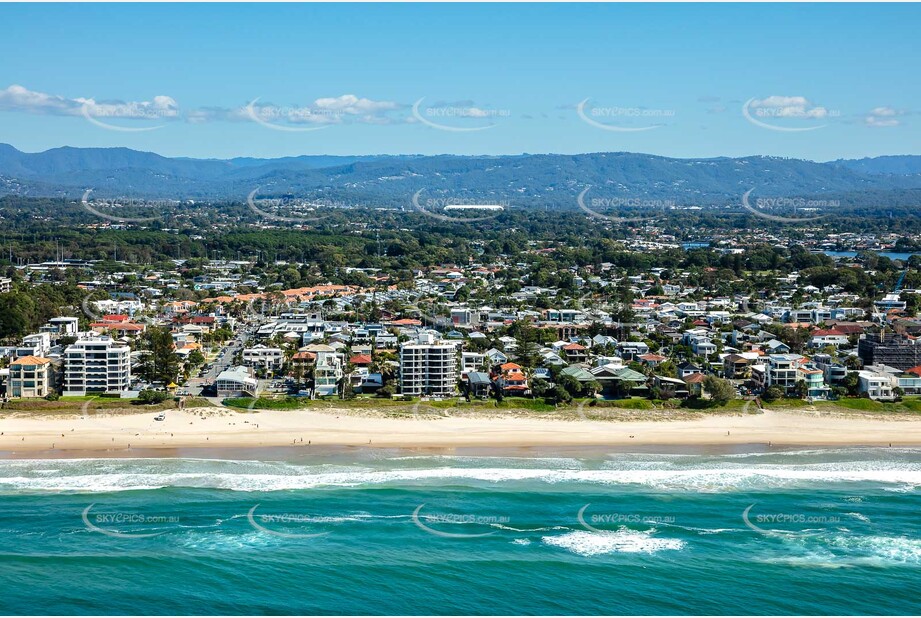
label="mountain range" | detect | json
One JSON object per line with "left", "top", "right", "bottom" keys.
{"left": 1, "top": 143, "right": 920, "bottom": 208}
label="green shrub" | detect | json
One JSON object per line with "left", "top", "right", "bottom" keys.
{"left": 137, "top": 390, "right": 169, "bottom": 404}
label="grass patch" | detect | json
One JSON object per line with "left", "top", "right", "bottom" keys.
{"left": 496, "top": 397, "right": 558, "bottom": 412}
{"left": 2, "top": 396, "right": 194, "bottom": 414}
{"left": 589, "top": 398, "right": 655, "bottom": 410}
{"left": 222, "top": 396, "right": 308, "bottom": 410}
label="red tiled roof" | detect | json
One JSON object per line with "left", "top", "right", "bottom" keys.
{"left": 11, "top": 355, "right": 51, "bottom": 366}
{"left": 391, "top": 318, "right": 422, "bottom": 326}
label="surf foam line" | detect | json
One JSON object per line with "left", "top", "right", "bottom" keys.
{"left": 2, "top": 463, "right": 920, "bottom": 493}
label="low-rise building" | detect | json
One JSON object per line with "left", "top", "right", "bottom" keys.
{"left": 215, "top": 366, "right": 258, "bottom": 398}
{"left": 857, "top": 369, "right": 895, "bottom": 400}
{"left": 466, "top": 371, "right": 492, "bottom": 399}
{"left": 242, "top": 345, "right": 285, "bottom": 371}
{"left": 9, "top": 356, "right": 54, "bottom": 398}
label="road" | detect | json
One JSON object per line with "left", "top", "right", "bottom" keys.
{"left": 184, "top": 323, "right": 256, "bottom": 397}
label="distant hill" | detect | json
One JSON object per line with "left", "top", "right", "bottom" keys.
{"left": 1, "top": 143, "right": 920, "bottom": 208}
{"left": 831, "top": 155, "right": 921, "bottom": 176}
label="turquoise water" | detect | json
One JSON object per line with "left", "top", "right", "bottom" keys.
{"left": 1, "top": 448, "right": 920, "bottom": 615}
{"left": 822, "top": 250, "right": 919, "bottom": 261}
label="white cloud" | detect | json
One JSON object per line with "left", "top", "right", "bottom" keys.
{"left": 870, "top": 106, "right": 899, "bottom": 116}
{"left": 312, "top": 94, "right": 400, "bottom": 115}
{"left": 749, "top": 95, "right": 829, "bottom": 119}
{"left": 864, "top": 106, "right": 906, "bottom": 127}
{"left": 190, "top": 95, "right": 405, "bottom": 126}
{"left": 0, "top": 84, "right": 179, "bottom": 119}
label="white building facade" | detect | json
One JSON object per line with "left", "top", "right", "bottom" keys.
{"left": 63, "top": 336, "right": 131, "bottom": 396}
{"left": 400, "top": 333, "right": 458, "bottom": 397}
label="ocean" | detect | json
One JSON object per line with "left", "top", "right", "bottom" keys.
{"left": 1, "top": 447, "right": 919, "bottom": 615}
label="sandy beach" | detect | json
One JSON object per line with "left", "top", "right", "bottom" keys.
{"left": 1, "top": 405, "right": 920, "bottom": 455}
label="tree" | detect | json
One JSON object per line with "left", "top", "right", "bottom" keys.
{"left": 584, "top": 380, "right": 602, "bottom": 398}
{"left": 762, "top": 386, "right": 784, "bottom": 402}
{"left": 139, "top": 327, "right": 180, "bottom": 385}
{"left": 531, "top": 378, "right": 551, "bottom": 398}
{"left": 376, "top": 383, "right": 396, "bottom": 398}
{"left": 547, "top": 385, "right": 573, "bottom": 405}
{"left": 187, "top": 349, "right": 205, "bottom": 367}
{"left": 138, "top": 389, "right": 169, "bottom": 404}
{"left": 704, "top": 375, "right": 735, "bottom": 406}
{"left": 557, "top": 373, "right": 582, "bottom": 398}
{"left": 842, "top": 371, "right": 860, "bottom": 397}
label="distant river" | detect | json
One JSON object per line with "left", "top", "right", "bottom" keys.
{"left": 823, "top": 250, "right": 919, "bottom": 261}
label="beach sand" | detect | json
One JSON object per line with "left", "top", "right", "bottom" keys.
{"left": 1, "top": 404, "right": 920, "bottom": 455}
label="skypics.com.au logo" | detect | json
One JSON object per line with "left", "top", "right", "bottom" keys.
{"left": 412, "top": 98, "right": 510, "bottom": 132}
{"left": 246, "top": 505, "right": 331, "bottom": 539}
{"left": 742, "top": 504, "right": 842, "bottom": 538}
{"left": 247, "top": 188, "right": 334, "bottom": 225}
{"left": 741, "top": 188, "right": 833, "bottom": 224}
{"left": 411, "top": 189, "right": 507, "bottom": 223}
{"left": 576, "top": 186, "right": 672, "bottom": 223}
{"left": 82, "top": 504, "right": 180, "bottom": 539}
{"left": 742, "top": 96, "right": 840, "bottom": 133}
{"left": 244, "top": 99, "right": 342, "bottom": 132}
{"left": 81, "top": 190, "right": 171, "bottom": 224}
{"left": 80, "top": 96, "right": 179, "bottom": 133}
{"left": 578, "top": 504, "right": 676, "bottom": 532}
{"left": 577, "top": 98, "right": 674, "bottom": 132}
{"left": 412, "top": 504, "right": 508, "bottom": 539}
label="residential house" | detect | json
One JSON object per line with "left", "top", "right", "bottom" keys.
{"left": 466, "top": 372, "right": 492, "bottom": 399}
{"left": 493, "top": 362, "right": 530, "bottom": 396}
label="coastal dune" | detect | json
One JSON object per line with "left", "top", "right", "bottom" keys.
{"left": 1, "top": 406, "right": 920, "bottom": 454}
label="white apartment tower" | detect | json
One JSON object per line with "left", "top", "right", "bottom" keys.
{"left": 63, "top": 336, "right": 132, "bottom": 396}
{"left": 400, "top": 332, "right": 458, "bottom": 397}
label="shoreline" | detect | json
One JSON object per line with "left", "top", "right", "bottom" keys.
{"left": 2, "top": 405, "right": 921, "bottom": 458}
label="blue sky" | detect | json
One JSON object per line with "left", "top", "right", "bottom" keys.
{"left": 0, "top": 3, "right": 917, "bottom": 161}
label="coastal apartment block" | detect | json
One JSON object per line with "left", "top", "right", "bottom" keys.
{"left": 8, "top": 356, "right": 55, "bottom": 398}
{"left": 242, "top": 345, "right": 285, "bottom": 371}
{"left": 62, "top": 336, "right": 131, "bottom": 396}
{"left": 400, "top": 332, "right": 458, "bottom": 397}
{"left": 857, "top": 333, "right": 921, "bottom": 371}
